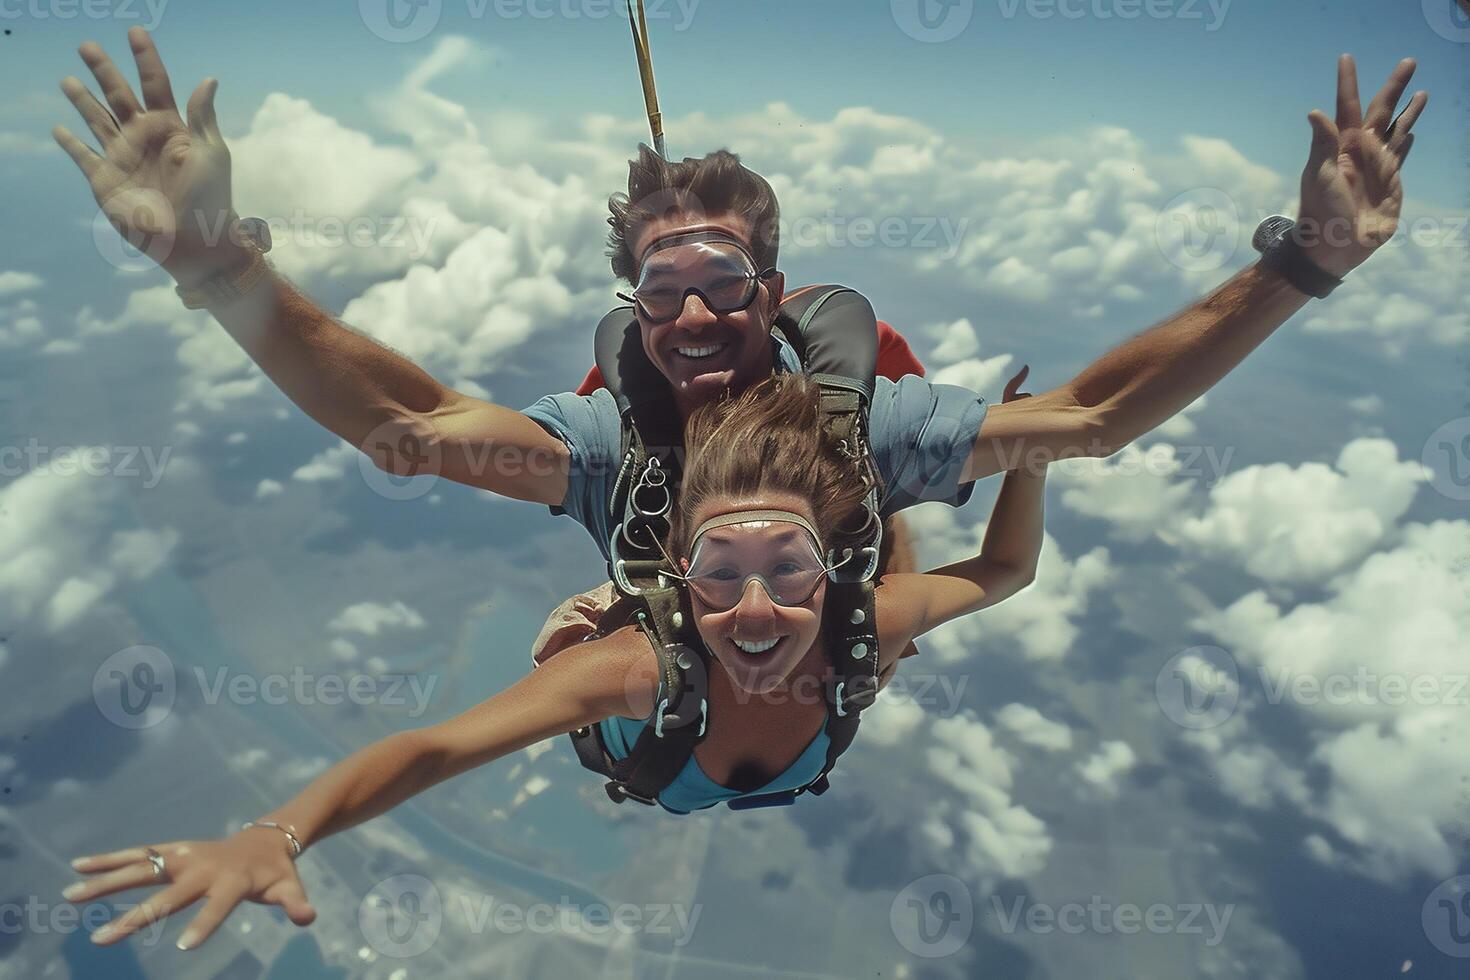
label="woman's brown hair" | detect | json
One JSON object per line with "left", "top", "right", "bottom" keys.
{"left": 668, "top": 373, "right": 872, "bottom": 560}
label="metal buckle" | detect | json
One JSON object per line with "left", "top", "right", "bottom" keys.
{"left": 605, "top": 781, "right": 657, "bottom": 806}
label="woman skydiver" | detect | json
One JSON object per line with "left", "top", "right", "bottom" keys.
{"left": 62, "top": 367, "right": 1044, "bottom": 950}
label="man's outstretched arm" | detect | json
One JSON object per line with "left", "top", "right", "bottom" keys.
{"left": 54, "top": 28, "right": 569, "bottom": 506}
{"left": 964, "top": 54, "right": 1427, "bottom": 483}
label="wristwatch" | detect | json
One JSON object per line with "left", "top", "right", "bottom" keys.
{"left": 175, "top": 217, "right": 273, "bottom": 310}
{"left": 1252, "top": 214, "right": 1343, "bottom": 299}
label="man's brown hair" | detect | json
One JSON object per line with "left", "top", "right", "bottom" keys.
{"left": 607, "top": 144, "right": 781, "bottom": 284}
{"left": 668, "top": 373, "right": 870, "bottom": 561}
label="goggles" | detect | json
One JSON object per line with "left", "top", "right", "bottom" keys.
{"left": 653, "top": 509, "right": 877, "bottom": 612}
{"left": 618, "top": 230, "right": 776, "bottom": 323}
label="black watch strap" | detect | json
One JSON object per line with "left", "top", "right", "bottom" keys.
{"left": 1258, "top": 233, "right": 1344, "bottom": 299}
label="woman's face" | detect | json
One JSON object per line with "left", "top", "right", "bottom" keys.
{"left": 680, "top": 491, "right": 827, "bottom": 697}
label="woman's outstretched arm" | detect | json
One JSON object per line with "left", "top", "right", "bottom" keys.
{"left": 64, "top": 626, "right": 659, "bottom": 951}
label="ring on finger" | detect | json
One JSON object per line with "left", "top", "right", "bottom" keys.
{"left": 144, "top": 847, "right": 167, "bottom": 880}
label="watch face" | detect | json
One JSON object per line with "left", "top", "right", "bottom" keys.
{"left": 1252, "top": 215, "right": 1294, "bottom": 254}
{"left": 238, "top": 216, "right": 272, "bottom": 252}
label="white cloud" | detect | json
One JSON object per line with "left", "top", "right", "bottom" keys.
{"left": 0, "top": 271, "right": 43, "bottom": 296}
{"left": 1052, "top": 441, "right": 1201, "bottom": 544}
{"left": 1188, "top": 520, "right": 1470, "bottom": 881}
{"left": 924, "top": 714, "right": 1053, "bottom": 880}
{"left": 327, "top": 600, "right": 427, "bottom": 635}
{"left": 1173, "top": 438, "right": 1425, "bottom": 585}
{"left": 904, "top": 502, "right": 1114, "bottom": 663}
{"left": 1347, "top": 394, "right": 1383, "bottom": 415}
{"left": 255, "top": 479, "right": 284, "bottom": 499}
{"left": 292, "top": 442, "right": 356, "bottom": 483}
{"left": 1052, "top": 437, "right": 1426, "bottom": 585}
{"left": 1074, "top": 740, "right": 1136, "bottom": 799}
{"left": 994, "top": 703, "right": 1074, "bottom": 752}
{"left": 0, "top": 465, "right": 178, "bottom": 634}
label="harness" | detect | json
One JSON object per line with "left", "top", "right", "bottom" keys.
{"left": 566, "top": 286, "right": 885, "bottom": 810}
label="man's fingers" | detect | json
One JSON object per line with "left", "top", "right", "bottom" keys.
{"left": 1396, "top": 132, "right": 1416, "bottom": 167}
{"left": 1306, "top": 109, "right": 1340, "bottom": 168}
{"left": 60, "top": 76, "right": 121, "bottom": 148}
{"left": 1334, "top": 53, "right": 1362, "bottom": 133}
{"left": 1363, "top": 57, "right": 1417, "bottom": 135}
{"left": 1385, "top": 91, "right": 1428, "bottom": 155}
{"left": 185, "top": 77, "right": 221, "bottom": 142}
{"left": 77, "top": 40, "right": 144, "bottom": 124}
{"left": 52, "top": 125, "right": 106, "bottom": 180}
{"left": 128, "top": 26, "right": 178, "bottom": 114}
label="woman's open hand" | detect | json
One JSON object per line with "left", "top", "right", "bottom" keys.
{"left": 53, "top": 26, "right": 244, "bottom": 287}
{"left": 62, "top": 829, "right": 315, "bottom": 951}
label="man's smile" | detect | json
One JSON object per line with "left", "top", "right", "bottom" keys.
{"left": 674, "top": 342, "right": 729, "bottom": 360}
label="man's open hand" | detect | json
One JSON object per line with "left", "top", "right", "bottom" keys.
{"left": 54, "top": 26, "right": 244, "bottom": 287}
{"left": 1298, "top": 54, "right": 1427, "bottom": 278}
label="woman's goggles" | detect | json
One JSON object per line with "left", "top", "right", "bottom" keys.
{"left": 618, "top": 231, "right": 776, "bottom": 323}
{"left": 654, "top": 509, "right": 879, "bottom": 613}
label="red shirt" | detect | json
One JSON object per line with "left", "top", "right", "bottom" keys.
{"left": 574, "top": 310, "right": 925, "bottom": 396}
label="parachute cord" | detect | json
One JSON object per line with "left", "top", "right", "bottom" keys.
{"left": 625, "top": 0, "right": 666, "bottom": 158}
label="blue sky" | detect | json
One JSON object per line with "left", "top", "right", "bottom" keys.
{"left": 1, "top": 2, "right": 1469, "bottom": 978}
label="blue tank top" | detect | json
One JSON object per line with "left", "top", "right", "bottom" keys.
{"left": 597, "top": 708, "right": 831, "bottom": 815}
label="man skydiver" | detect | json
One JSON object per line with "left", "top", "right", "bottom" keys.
{"left": 54, "top": 28, "right": 1427, "bottom": 580}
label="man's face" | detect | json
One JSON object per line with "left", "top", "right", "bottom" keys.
{"left": 628, "top": 212, "right": 785, "bottom": 408}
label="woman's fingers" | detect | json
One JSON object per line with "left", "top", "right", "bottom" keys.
{"left": 262, "top": 877, "right": 317, "bottom": 925}
{"left": 70, "top": 845, "right": 168, "bottom": 874}
{"left": 90, "top": 878, "right": 206, "bottom": 946}
{"left": 174, "top": 880, "right": 252, "bottom": 951}
{"left": 62, "top": 859, "right": 163, "bottom": 903}
{"left": 1003, "top": 364, "right": 1032, "bottom": 403}
{"left": 127, "top": 26, "right": 178, "bottom": 115}
{"left": 78, "top": 40, "right": 144, "bottom": 124}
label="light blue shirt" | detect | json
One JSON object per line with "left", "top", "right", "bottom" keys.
{"left": 596, "top": 712, "right": 831, "bottom": 815}
{"left": 521, "top": 334, "right": 988, "bottom": 563}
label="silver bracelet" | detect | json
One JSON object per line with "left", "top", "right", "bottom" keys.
{"left": 241, "top": 820, "right": 303, "bottom": 857}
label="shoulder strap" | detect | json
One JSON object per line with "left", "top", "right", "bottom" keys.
{"left": 578, "top": 289, "right": 887, "bottom": 807}
{"left": 773, "top": 285, "right": 879, "bottom": 404}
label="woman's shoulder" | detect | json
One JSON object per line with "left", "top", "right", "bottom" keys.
{"left": 551, "top": 623, "right": 663, "bottom": 722}
{"left": 873, "top": 573, "right": 931, "bottom": 668}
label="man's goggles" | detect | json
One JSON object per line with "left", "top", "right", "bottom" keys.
{"left": 654, "top": 509, "right": 879, "bottom": 612}
{"left": 618, "top": 231, "right": 776, "bottom": 323}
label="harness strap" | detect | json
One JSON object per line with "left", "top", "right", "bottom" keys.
{"left": 576, "top": 285, "right": 886, "bottom": 808}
